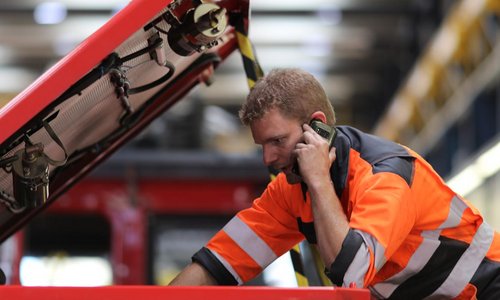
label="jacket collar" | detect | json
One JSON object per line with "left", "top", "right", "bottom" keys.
{"left": 330, "top": 126, "right": 350, "bottom": 199}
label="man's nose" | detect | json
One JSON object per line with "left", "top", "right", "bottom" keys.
{"left": 262, "top": 146, "right": 277, "bottom": 166}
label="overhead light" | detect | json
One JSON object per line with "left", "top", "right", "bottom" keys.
{"left": 475, "top": 142, "right": 500, "bottom": 178}
{"left": 446, "top": 165, "right": 483, "bottom": 197}
{"left": 317, "top": 8, "right": 342, "bottom": 26}
{"left": 253, "top": 46, "right": 328, "bottom": 71}
{"left": 44, "top": 0, "right": 129, "bottom": 11}
{"left": 111, "top": 2, "right": 128, "bottom": 16}
{"left": 447, "top": 137, "right": 500, "bottom": 196}
{"left": 251, "top": 0, "right": 340, "bottom": 11}
{"left": 34, "top": 2, "right": 68, "bottom": 25}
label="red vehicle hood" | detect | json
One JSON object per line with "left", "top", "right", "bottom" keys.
{"left": 0, "top": 0, "right": 249, "bottom": 242}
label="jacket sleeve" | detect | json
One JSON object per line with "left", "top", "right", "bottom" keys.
{"left": 194, "top": 174, "right": 305, "bottom": 284}
{"left": 326, "top": 167, "right": 416, "bottom": 288}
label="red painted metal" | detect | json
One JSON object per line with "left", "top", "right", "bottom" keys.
{"left": 50, "top": 178, "right": 256, "bottom": 214}
{"left": 107, "top": 207, "right": 147, "bottom": 284}
{"left": 138, "top": 179, "right": 255, "bottom": 214}
{"left": 43, "top": 180, "right": 146, "bottom": 284}
{"left": 0, "top": 286, "right": 370, "bottom": 300}
{"left": 42, "top": 177, "right": 258, "bottom": 284}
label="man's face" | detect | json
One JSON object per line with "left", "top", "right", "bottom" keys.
{"left": 250, "top": 108, "right": 304, "bottom": 184}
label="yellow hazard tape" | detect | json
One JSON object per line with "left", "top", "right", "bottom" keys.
{"left": 290, "top": 244, "right": 309, "bottom": 287}
{"left": 236, "top": 32, "right": 256, "bottom": 61}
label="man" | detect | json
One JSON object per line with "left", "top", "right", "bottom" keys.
{"left": 170, "top": 68, "right": 500, "bottom": 299}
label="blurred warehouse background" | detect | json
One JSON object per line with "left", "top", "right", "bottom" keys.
{"left": 0, "top": 0, "right": 499, "bottom": 287}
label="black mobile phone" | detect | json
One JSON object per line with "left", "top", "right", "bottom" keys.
{"left": 292, "top": 120, "right": 337, "bottom": 176}
{"left": 309, "top": 119, "right": 337, "bottom": 148}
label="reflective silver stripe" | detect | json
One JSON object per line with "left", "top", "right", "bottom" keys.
{"left": 223, "top": 216, "right": 278, "bottom": 269}
{"left": 358, "top": 230, "right": 388, "bottom": 272}
{"left": 343, "top": 239, "right": 370, "bottom": 287}
{"left": 342, "top": 230, "right": 385, "bottom": 287}
{"left": 373, "top": 235, "right": 441, "bottom": 297}
{"left": 372, "top": 195, "right": 467, "bottom": 298}
{"left": 209, "top": 248, "right": 244, "bottom": 285}
{"left": 437, "top": 195, "right": 469, "bottom": 230}
{"left": 427, "top": 221, "right": 494, "bottom": 299}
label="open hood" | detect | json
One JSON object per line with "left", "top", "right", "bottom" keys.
{"left": 0, "top": 0, "right": 249, "bottom": 242}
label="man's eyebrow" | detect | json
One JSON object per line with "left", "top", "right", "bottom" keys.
{"left": 263, "top": 134, "right": 287, "bottom": 144}
{"left": 254, "top": 132, "right": 287, "bottom": 145}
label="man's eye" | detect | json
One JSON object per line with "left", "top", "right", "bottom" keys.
{"left": 273, "top": 138, "right": 284, "bottom": 145}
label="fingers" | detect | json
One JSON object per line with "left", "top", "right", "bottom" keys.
{"left": 329, "top": 147, "right": 337, "bottom": 163}
{"left": 302, "top": 123, "right": 313, "bottom": 133}
{"left": 301, "top": 124, "right": 317, "bottom": 143}
{"left": 302, "top": 123, "right": 328, "bottom": 146}
{"left": 295, "top": 142, "right": 308, "bottom": 149}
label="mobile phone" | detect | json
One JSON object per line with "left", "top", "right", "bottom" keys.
{"left": 292, "top": 119, "right": 337, "bottom": 176}
{"left": 309, "top": 119, "right": 336, "bottom": 148}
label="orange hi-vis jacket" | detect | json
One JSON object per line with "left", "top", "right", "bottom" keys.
{"left": 192, "top": 126, "right": 500, "bottom": 299}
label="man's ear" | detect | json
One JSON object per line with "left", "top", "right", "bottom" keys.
{"left": 310, "top": 111, "right": 327, "bottom": 123}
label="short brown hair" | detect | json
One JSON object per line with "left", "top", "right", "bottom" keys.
{"left": 239, "top": 68, "right": 335, "bottom": 126}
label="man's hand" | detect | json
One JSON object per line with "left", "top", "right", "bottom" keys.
{"left": 294, "top": 123, "right": 336, "bottom": 188}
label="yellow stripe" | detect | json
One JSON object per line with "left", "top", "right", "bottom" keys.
{"left": 291, "top": 244, "right": 309, "bottom": 286}
{"left": 247, "top": 78, "right": 256, "bottom": 89}
{"left": 236, "top": 32, "right": 255, "bottom": 60}
{"left": 295, "top": 272, "right": 309, "bottom": 287}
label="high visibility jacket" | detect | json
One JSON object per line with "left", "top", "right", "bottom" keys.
{"left": 192, "top": 126, "right": 500, "bottom": 299}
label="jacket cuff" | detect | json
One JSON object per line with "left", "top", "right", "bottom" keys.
{"left": 325, "top": 229, "right": 364, "bottom": 286}
{"left": 192, "top": 247, "right": 238, "bottom": 285}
